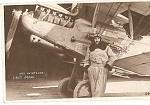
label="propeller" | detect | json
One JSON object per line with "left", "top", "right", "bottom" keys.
{"left": 5, "top": 6, "right": 23, "bottom": 59}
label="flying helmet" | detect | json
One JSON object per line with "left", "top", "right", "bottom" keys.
{"left": 93, "top": 33, "right": 101, "bottom": 39}
{"left": 92, "top": 28, "right": 102, "bottom": 39}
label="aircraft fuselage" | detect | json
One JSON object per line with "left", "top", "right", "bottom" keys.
{"left": 21, "top": 13, "right": 128, "bottom": 59}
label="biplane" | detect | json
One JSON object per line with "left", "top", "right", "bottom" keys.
{"left": 5, "top": 2, "right": 150, "bottom": 98}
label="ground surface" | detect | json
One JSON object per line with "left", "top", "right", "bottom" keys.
{"left": 5, "top": 76, "right": 150, "bottom": 101}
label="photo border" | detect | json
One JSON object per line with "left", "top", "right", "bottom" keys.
{"left": 1, "top": 0, "right": 150, "bottom": 104}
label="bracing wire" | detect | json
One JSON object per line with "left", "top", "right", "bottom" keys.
{"left": 100, "top": 2, "right": 122, "bottom": 35}
{"left": 98, "top": 3, "right": 114, "bottom": 33}
{"left": 137, "top": 21, "right": 150, "bottom": 36}
{"left": 120, "top": 7, "right": 149, "bottom": 52}
{"left": 116, "top": 24, "right": 150, "bottom": 59}
{"left": 132, "top": 6, "right": 150, "bottom": 36}
{"left": 115, "top": 4, "right": 150, "bottom": 59}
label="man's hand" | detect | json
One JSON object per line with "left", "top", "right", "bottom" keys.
{"left": 80, "top": 60, "right": 90, "bottom": 73}
{"left": 104, "top": 64, "right": 112, "bottom": 71}
{"left": 84, "top": 65, "right": 90, "bottom": 73}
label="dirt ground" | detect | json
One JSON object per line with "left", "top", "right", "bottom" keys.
{"left": 5, "top": 76, "right": 150, "bottom": 101}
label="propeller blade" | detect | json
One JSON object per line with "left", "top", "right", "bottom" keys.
{"left": 5, "top": 6, "right": 23, "bottom": 59}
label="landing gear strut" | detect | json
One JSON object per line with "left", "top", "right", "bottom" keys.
{"left": 58, "top": 58, "right": 81, "bottom": 98}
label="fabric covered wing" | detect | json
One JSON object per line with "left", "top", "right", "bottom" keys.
{"left": 114, "top": 52, "right": 150, "bottom": 75}
{"left": 81, "top": 3, "right": 128, "bottom": 25}
{"left": 81, "top": 2, "right": 150, "bottom": 25}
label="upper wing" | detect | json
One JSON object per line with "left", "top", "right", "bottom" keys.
{"left": 38, "top": 2, "right": 150, "bottom": 25}
{"left": 39, "top": 3, "right": 70, "bottom": 14}
{"left": 38, "top": 3, "right": 81, "bottom": 17}
{"left": 114, "top": 52, "right": 150, "bottom": 76}
{"left": 80, "top": 2, "right": 150, "bottom": 25}
{"left": 80, "top": 3, "right": 128, "bottom": 25}
{"left": 125, "top": 2, "right": 150, "bottom": 16}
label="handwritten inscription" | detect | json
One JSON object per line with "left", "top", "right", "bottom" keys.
{"left": 12, "top": 72, "right": 46, "bottom": 80}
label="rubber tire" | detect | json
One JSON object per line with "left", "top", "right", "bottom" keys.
{"left": 73, "top": 80, "right": 92, "bottom": 98}
{"left": 58, "top": 77, "right": 78, "bottom": 98}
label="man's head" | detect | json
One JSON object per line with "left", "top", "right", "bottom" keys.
{"left": 93, "top": 34, "right": 101, "bottom": 44}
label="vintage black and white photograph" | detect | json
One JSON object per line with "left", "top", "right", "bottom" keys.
{"left": 3, "top": 1, "right": 150, "bottom": 102}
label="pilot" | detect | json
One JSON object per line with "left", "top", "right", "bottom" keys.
{"left": 82, "top": 33, "right": 116, "bottom": 97}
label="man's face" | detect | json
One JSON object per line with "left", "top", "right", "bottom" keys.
{"left": 94, "top": 37, "right": 101, "bottom": 44}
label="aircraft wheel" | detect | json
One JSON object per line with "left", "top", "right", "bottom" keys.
{"left": 73, "top": 80, "right": 92, "bottom": 98}
{"left": 58, "top": 77, "right": 78, "bottom": 98}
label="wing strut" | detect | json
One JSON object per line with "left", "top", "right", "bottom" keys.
{"left": 92, "top": 3, "right": 101, "bottom": 28}
{"left": 128, "top": 5, "right": 133, "bottom": 39}
{"left": 67, "top": 58, "right": 81, "bottom": 91}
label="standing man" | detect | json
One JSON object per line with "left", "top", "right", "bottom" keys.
{"left": 83, "top": 33, "right": 116, "bottom": 97}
